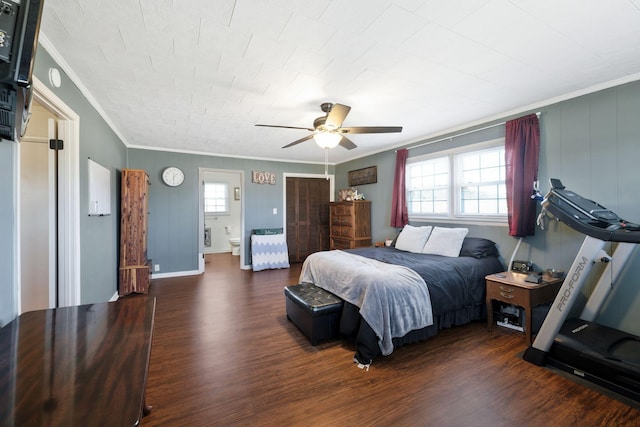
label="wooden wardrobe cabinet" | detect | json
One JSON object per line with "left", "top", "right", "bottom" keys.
{"left": 119, "top": 169, "right": 150, "bottom": 295}
{"left": 286, "top": 177, "right": 330, "bottom": 263}
{"left": 329, "top": 200, "right": 371, "bottom": 250}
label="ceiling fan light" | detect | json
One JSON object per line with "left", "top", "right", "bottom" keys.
{"left": 314, "top": 131, "right": 341, "bottom": 148}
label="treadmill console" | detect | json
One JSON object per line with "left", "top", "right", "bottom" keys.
{"left": 543, "top": 179, "right": 640, "bottom": 243}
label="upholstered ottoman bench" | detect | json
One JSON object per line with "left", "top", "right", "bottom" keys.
{"left": 284, "top": 283, "right": 344, "bottom": 345}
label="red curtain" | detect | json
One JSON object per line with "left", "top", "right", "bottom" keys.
{"left": 390, "top": 148, "right": 409, "bottom": 228}
{"left": 505, "top": 114, "right": 540, "bottom": 237}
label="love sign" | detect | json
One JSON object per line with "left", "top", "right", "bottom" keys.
{"left": 252, "top": 170, "right": 276, "bottom": 185}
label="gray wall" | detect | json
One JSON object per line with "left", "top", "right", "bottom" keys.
{"left": 128, "top": 149, "right": 331, "bottom": 272}
{"left": 31, "top": 48, "right": 128, "bottom": 305}
{"left": 540, "top": 83, "right": 640, "bottom": 334}
{"left": 0, "top": 45, "right": 129, "bottom": 325}
{"left": 0, "top": 142, "right": 17, "bottom": 325}
{"left": 336, "top": 80, "right": 640, "bottom": 336}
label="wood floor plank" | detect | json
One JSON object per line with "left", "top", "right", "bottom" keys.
{"left": 140, "top": 253, "right": 640, "bottom": 426}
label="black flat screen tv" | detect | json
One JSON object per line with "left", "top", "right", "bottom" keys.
{"left": 0, "top": 0, "right": 44, "bottom": 142}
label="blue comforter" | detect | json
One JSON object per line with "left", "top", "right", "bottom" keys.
{"left": 300, "top": 250, "right": 433, "bottom": 356}
{"left": 348, "top": 246, "right": 504, "bottom": 316}
{"left": 301, "top": 246, "right": 504, "bottom": 357}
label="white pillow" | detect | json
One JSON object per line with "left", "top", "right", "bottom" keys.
{"left": 421, "top": 227, "right": 469, "bottom": 257}
{"left": 395, "top": 225, "right": 433, "bottom": 253}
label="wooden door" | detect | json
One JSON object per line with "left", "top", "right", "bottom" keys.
{"left": 286, "top": 177, "right": 330, "bottom": 263}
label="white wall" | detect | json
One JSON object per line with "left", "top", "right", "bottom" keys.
{"left": 20, "top": 103, "right": 54, "bottom": 312}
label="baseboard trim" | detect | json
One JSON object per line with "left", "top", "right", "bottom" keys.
{"left": 109, "top": 291, "right": 119, "bottom": 302}
{"left": 152, "top": 270, "right": 202, "bottom": 279}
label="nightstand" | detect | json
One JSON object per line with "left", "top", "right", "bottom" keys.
{"left": 486, "top": 271, "right": 563, "bottom": 344}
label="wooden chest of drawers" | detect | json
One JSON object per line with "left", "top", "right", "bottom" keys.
{"left": 329, "top": 200, "right": 371, "bottom": 249}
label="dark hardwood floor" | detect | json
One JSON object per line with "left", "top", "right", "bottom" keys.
{"left": 140, "top": 253, "right": 640, "bottom": 426}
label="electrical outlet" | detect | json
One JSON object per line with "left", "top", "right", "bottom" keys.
{"left": 154, "top": 264, "right": 160, "bottom": 272}
{"left": 273, "top": 208, "right": 277, "bottom": 214}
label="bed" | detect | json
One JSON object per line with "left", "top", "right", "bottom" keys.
{"left": 299, "top": 228, "right": 504, "bottom": 366}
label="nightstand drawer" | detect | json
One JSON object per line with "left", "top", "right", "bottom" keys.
{"left": 492, "top": 283, "right": 527, "bottom": 305}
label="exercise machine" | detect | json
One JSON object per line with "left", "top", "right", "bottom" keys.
{"left": 523, "top": 179, "right": 640, "bottom": 401}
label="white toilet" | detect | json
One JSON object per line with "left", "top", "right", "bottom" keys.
{"left": 229, "top": 237, "right": 241, "bottom": 256}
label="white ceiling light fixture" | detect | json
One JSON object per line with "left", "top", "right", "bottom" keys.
{"left": 313, "top": 131, "right": 341, "bottom": 149}
{"left": 256, "top": 102, "right": 402, "bottom": 152}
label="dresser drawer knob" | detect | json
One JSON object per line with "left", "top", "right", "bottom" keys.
{"left": 499, "top": 286, "right": 513, "bottom": 293}
{"left": 499, "top": 292, "right": 514, "bottom": 299}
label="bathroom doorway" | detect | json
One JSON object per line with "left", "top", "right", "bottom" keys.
{"left": 198, "top": 168, "right": 244, "bottom": 270}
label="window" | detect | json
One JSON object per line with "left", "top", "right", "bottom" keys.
{"left": 204, "top": 182, "right": 229, "bottom": 214}
{"left": 458, "top": 147, "right": 506, "bottom": 215}
{"left": 406, "top": 141, "right": 506, "bottom": 222}
{"left": 407, "top": 156, "right": 449, "bottom": 215}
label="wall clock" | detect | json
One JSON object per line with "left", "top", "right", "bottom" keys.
{"left": 162, "top": 166, "right": 185, "bottom": 187}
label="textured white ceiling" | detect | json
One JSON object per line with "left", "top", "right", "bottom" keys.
{"left": 39, "top": 0, "right": 640, "bottom": 164}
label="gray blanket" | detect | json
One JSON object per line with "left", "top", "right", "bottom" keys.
{"left": 299, "top": 250, "right": 433, "bottom": 355}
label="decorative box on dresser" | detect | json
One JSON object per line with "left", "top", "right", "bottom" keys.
{"left": 329, "top": 200, "right": 371, "bottom": 250}
{"left": 119, "top": 168, "right": 151, "bottom": 296}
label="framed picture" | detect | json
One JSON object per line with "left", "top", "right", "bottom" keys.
{"left": 348, "top": 166, "right": 377, "bottom": 186}
{"left": 234, "top": 187, "right": 240, "bottom": 200}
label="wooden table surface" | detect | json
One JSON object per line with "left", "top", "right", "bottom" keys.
{"left": 0, "top": 297, "right": 156, "bottom": 427}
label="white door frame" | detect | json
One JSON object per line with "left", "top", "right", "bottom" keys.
{"left": 19, "top": 77, "right": 81, "bottom": 309}
{"left": 198, "top": 168, "right": 245, "bottom": 270}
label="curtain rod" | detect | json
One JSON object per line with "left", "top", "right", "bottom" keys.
{"left": 402, "top": 111, "right": 541, "bottom": 152}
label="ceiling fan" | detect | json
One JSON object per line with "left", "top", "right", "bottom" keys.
{"left": 255, "top": 102, "right": 402, "bottom": 150}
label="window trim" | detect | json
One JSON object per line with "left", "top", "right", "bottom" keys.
{"left": 406, "top": 138, "right": 507, "bottom": 224}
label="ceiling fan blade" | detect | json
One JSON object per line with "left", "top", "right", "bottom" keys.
{"left": 341, "top": 126, "right": 403, "bottom": 134}
{"left": 339, "top": 135, "right": 357, "bottom": 150}
{"left": 256, "top": 124, "right": 315, "bottom": 131}
{"left": 282, "top": 134, "right": 314, "bottom": 149}
{"left": 325, "top": 103, "right": 351, "bottom": 129}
